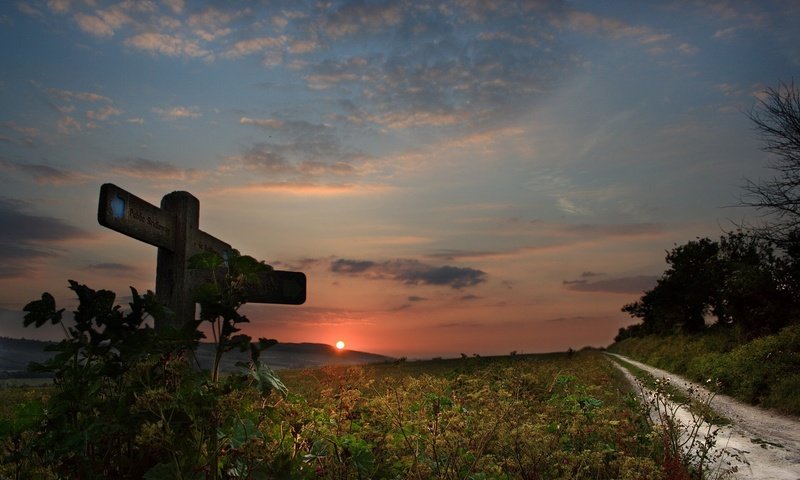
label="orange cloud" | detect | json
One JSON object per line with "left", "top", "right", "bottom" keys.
{"left": 214, "top": 181, "right": 393, "bottom": 196}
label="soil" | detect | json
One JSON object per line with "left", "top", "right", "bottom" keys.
{"left": 607, "top": 353, "right": 800, "bottom": 480}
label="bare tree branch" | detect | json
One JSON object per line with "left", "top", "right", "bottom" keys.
{"left": 742, "top": 79, "right": 800, "bottom": 244}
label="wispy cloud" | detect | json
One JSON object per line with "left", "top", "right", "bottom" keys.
{"left": 152, "top": 105, "right": 202, "bottom": 120}
{"left": 126, "top": 32, "right": 211, "bottom": 59}
{"left": 562, "top": 11, "right": 652, "bottom": 40}
{"left": 239, "top": 117, "right": 283, "bottom": 128}
{"left": 321, "top": 2, "right": 403, "bottom": 38}
{"left": 87, "top": 262, "right": 138, "bottom": 274}
{"left": 330, "top": 258, "right": 487, "bottom": 290}
{"left": 0, "top": 158, "right": 89, "bottom": 185}
{"left": 35, "top": 84, "right": 121, "bottom": 132}
{"left": 214, "top": 181, "right": 390, "bottom": 197}
{"left": 557, "top": 223, "right": 664, "bottom": 238}
{"left": 232, "top": 118, "right": 372, "bottom": 179}
{"left": 562, "top": 275, "right": 657, "bottom": 294}
{"left": 224, "top": 36, "right": 286, "bottom": 59}
{"left": 0, "top": 121, "right": 39, "bottom": 146}
{"left": 74, "top": 9, "right": 130, "bottom": 38}
{"left": 0, "top": 197, "right": 92, "bottom": 278}
{"left": 105, "top": 157, "right": 202, "bottom": 181}
{"left": 47, "top": 0, "right": 70, "bottom": 14}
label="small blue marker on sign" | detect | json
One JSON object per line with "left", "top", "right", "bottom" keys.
{"left": 111, "top": 194, "right": 125, "bottom": 219}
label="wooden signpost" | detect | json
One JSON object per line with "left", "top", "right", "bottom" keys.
{"left": 97, "top": 183, "right": 305, "bottom": 329}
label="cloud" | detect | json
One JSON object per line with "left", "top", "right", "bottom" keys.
{"left": 47, "top": 0, "right": 70, "bottom": 14}
{"left": 435, "top": 321, "right": 486, "bottom": 329}
{"left": 230, "top": 120, "right": 370, "bottom": 179}
{"left": 214, "top": 181, "right": 390, "bottom": 197}
{"left": 239, "top": 117, "right": 284, "bottom": 129}
{"left": 563, "top": 275, "right": 657, "bottom": 294}
{"left": 0, "top": 158, "right": 88, "bottom": 185}
{"left": 0, "top": 122, "right": 38, "bottom": 146}
{"left": 57, "top": 116, "right": 81, "bottom": 133}
{"left": 46, "top": 88, "right": 111, "bottom": 104}
{"left": 562, "top": 10, "right": 651, "bottom": 40}
{"left": 17, "top": 3, "right": 43, "bottom": 17}
{"left": 297, "top": 7, "right": 572, "bottom": 130}
{"left": 558, "top": 223, "right": 663, "bottom": 238}
{"left": 322, "top": 2, "right": 403, "bottom": 38}
{"left": 36, "top": 85, "right": 120, "bottom": 131}
{"left": 239, "top": 304, "right": 378, "bottom": 328}
{"left": 163, "top": 0, "right": 184, "bottom": 15}
{"left": 152, "top": 105, "right": 202, "bottom": 120}
{"left": 289, "top": 39, "right": 318, "bottom": 54}
{"left": 125, "top": 32, "right": 211, "bottom": 59}
{"left": 72, "top": 3, "right": 138, "bottom": 37}
{"left": 106, "top": 157, "right": 201, "bottom": 181}
{"left": 86, "top": 105, "right": 122, "bottom": 121}
{"left": 330, "top": 258, "right": 487, "bottom": 289}
{"left": 187, "top": 6, "right": 237, "bottom": 41}
{"left": 426, "top": 249, "right": 500, "bottom": 261}
{"left": 0, "top": 197, "right": 92, "bottom": 278}
{"left": 713, "top": 26, "right": 737, "bottom": 39}
{"left": 678, "top": 43, "right": 699, "bottom": 55}
{"left": 580, "top": 271, "right": 604, "bottom": 278}
{"left": 330, "top": 259, "right": 375, "bottom": 274}
{"left": 236, "top": 144, "right": 292, "bottom": 173}
{"left": 225, "top": 36, "right": 286, "bottom": 59}
{"left": 87, "top": 262, "right": 137, "bottom": 273}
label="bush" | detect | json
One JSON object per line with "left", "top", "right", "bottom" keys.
{"left": 609, "top": 325, "right": 800, "bottom": 416}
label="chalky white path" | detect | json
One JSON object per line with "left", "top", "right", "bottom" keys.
{"left": 608, "top": 353, "right": 800, "bottom": 480}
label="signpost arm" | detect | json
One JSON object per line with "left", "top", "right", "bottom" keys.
{"left": 156, "top": 191, "right": 199, "bottom": 329}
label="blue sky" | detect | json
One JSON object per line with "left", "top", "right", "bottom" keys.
{"left": 1, "top": 0, "right": 798, "bottom": 357}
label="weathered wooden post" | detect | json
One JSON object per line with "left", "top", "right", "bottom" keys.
{"left": 156, "top": 191, "right": 201, "bottom": 329}
{"left": 97, "top": 183, "right": 305, "bottom": 329}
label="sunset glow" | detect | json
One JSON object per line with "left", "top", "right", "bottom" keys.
{"left": 0, "top": 1, "right": 797, "bottom": 358}
{"left": 335, "top": 341, "right": 345, "bottom": 351}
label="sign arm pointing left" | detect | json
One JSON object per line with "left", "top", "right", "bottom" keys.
{"left": 97, "top": 183, "right": 306, "bottom": 330}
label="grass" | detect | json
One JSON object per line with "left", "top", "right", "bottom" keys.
{"left": 2, "top": 349, "right": 678, "bottom": 479}
{"left": 607, "top": 355, "right": 730, "bottom": 426}
{"left": 609, "top": 324, "right": 800, "bottom": 417}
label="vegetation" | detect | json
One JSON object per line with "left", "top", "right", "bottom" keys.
{"left": 612, "top": 82, "right": 800, "bottom": 420}
{"left": 609, "top": 325, "right": 800, "bottom": 417}
{"left": 0, "top": 252, "right": 711, "bottom": 479}
{"left": 2, "top": 335, "right": 701, "bottom": 480}
{"left": 616, "top": 230, "right": 800, "bottom": 341}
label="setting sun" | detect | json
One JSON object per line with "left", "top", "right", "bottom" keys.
{"left": 335, "top": 340, "right": 345, "bottom": 350}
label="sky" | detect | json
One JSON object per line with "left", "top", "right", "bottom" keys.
{"left": 0, "top": 0, "right": 798, "bottom": 358}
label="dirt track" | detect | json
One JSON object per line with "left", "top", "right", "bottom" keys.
{"left": 607, "top": 353, "right": 800, "bottom": 480}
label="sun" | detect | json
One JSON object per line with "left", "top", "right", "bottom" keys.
{"left": 335, "top": 340, "right": 345, "bottom": 350}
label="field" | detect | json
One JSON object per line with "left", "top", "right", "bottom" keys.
{"left": 0, "top": 349, "right": 684, "bottom": 479}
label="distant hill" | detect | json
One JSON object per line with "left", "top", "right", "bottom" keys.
{"left": 0, "top": 337, "right": 394, "bottom": 378}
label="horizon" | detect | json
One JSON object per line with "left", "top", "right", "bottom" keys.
{"left": 1, "top": 1, "right": 799, "bottom": 358}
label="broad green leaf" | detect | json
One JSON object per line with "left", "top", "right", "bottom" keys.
{"left": 23, "top": 292, "right": 63, "bottom": 327}
{"left": 188, "top": 251, "right": 224, "bottom": 271}
{"left": 249, "top": 361, "right": 288, "bottom": 397}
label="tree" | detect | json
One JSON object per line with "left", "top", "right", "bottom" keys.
{"left": 621, "top": 237, "right": 722, "bottom": 336}
{"left": 618, "top": 231, "right": 800, "bottom": 342}
{"left": 742, "top": 80, "right": 800, "bottom": 244}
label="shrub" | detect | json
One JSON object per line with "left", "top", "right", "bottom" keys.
{"left": 610, "top": 325, "right": 800, "bottom": 416}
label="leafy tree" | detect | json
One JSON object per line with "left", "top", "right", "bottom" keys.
{"left": 618, "top": 231, "right": 800, "bottom": 341}
{"left": 742, "top": 80, "right": 800, "bottom": 244}
{"left": 621, "top": 237, "right": 721, "bottom": 336}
